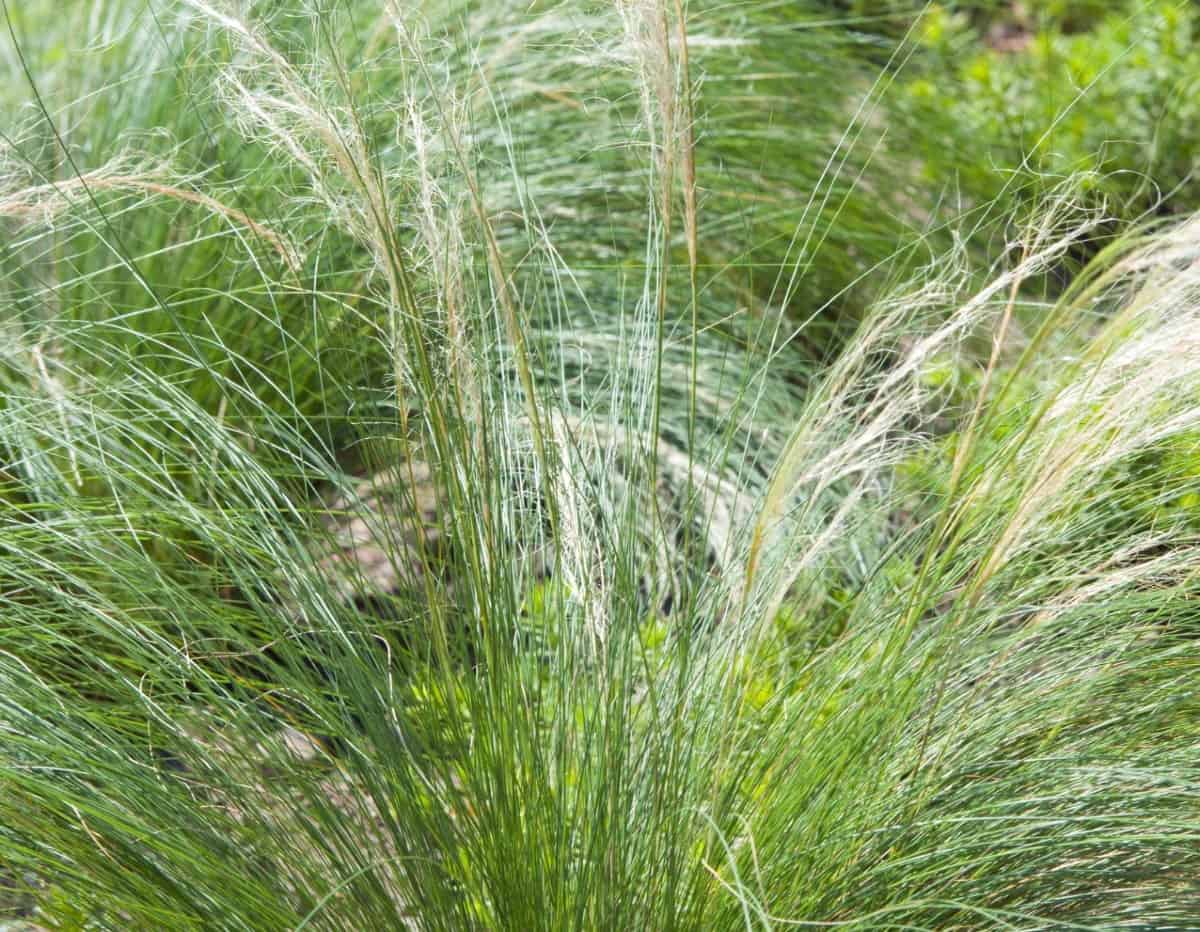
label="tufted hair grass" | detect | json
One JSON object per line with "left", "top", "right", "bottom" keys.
{"left": 1, "top": 1, "right": 1198, "bottom": 929}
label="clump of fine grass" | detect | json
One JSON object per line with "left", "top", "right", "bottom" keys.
{"left": 1, "top": 1, "right": 1199, "bottom": 929}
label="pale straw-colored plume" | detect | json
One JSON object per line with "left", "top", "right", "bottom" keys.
{"left": 737, "top": 202, "right": 1107, "bottom": 631}
{"left": 0, "top": 147, "right": 299, "bottom": 271}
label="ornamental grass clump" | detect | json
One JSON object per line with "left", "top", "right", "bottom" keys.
{"left": 0, "top": 1, "right": 1198, "bottom": 929}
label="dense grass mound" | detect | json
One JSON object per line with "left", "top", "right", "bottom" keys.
{"left": 1, "top": 1, "right": 1199, "bottom": 929}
